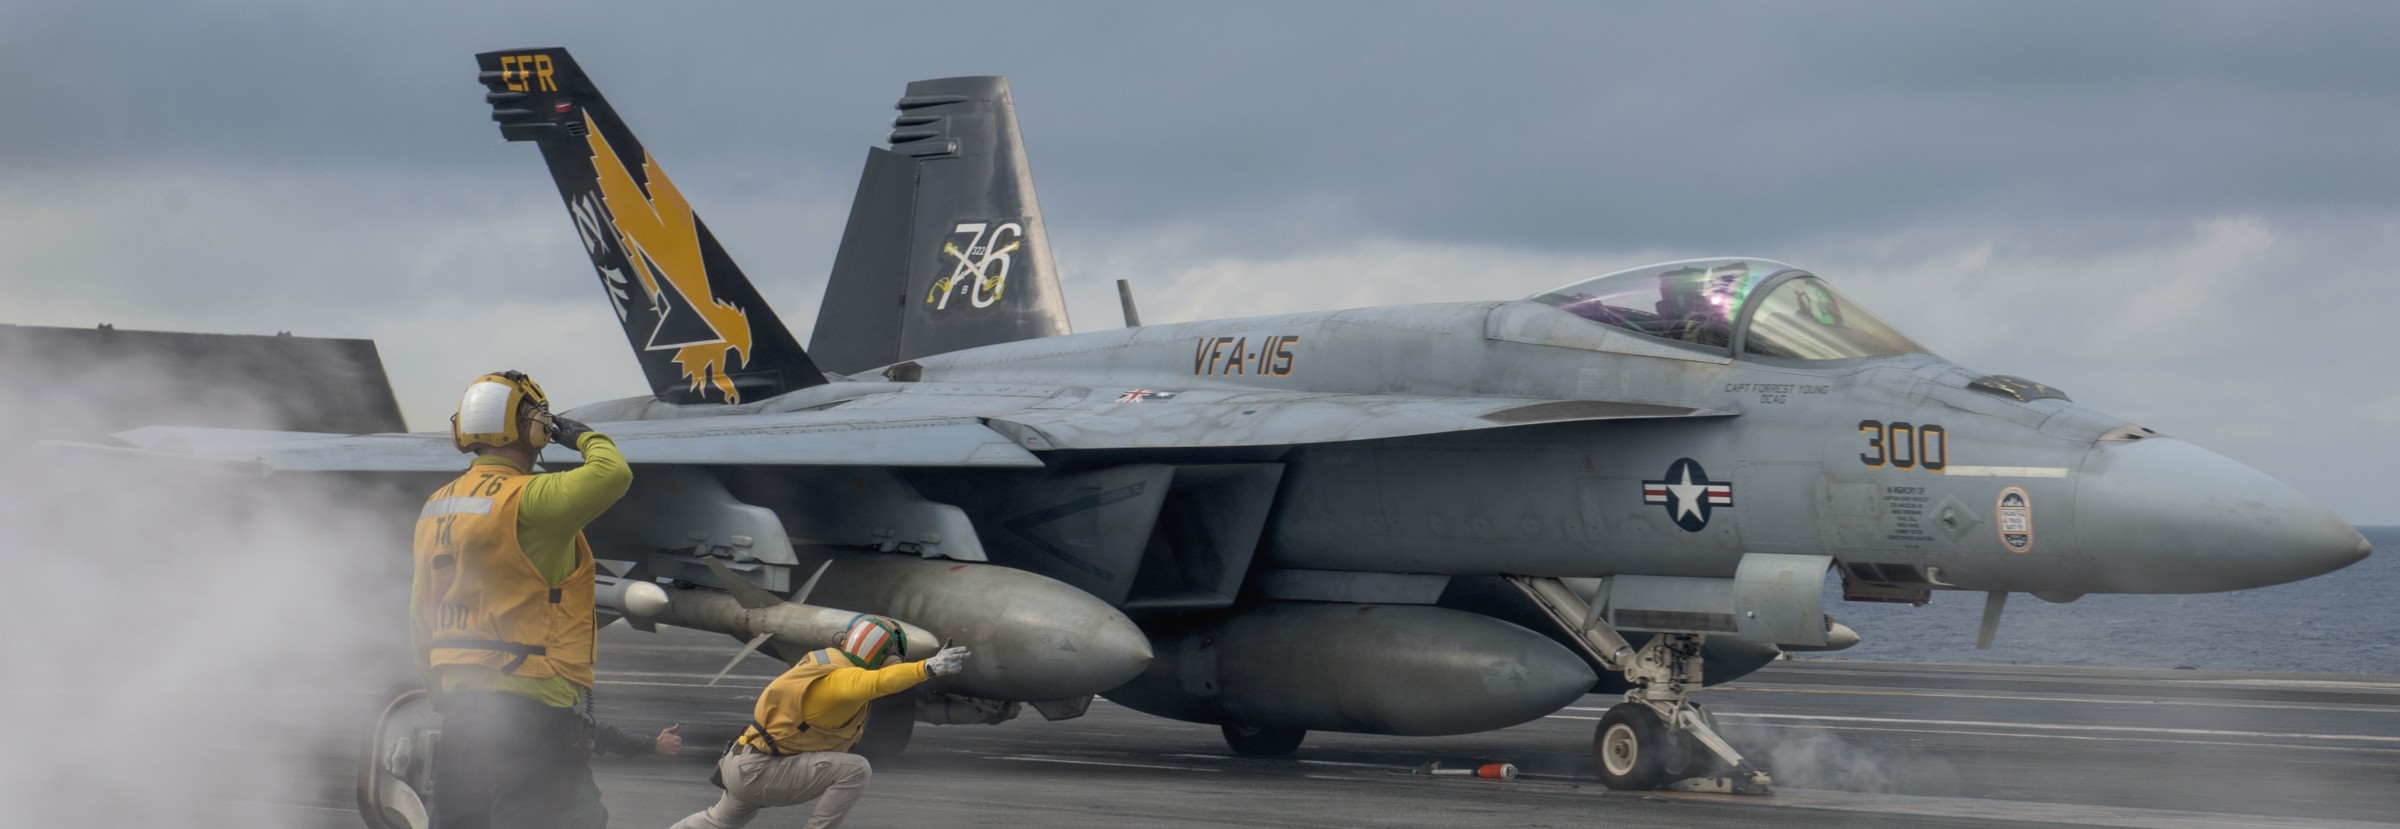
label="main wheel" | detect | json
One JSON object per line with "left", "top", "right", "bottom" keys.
{"left": 1592, "top": 703, "right": 1673, "bottom": 790}
{"left": 854, "top": 693, "right": 917, "bottom": 761}
{"left": 1221, "top": 723, "right": 1306, "bottom": 756}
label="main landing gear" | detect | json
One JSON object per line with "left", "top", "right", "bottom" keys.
{"left": 855, "top": 694, "right": 917, "bottom": 760}
{"left": 1221, "top": 723, "right": 1307, "bottom": 756}
{"left": 1507, "top": 577, "right": 1773, "bottom": 794}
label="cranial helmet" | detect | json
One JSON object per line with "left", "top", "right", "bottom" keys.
{"left": 451, "top": 370, "right": 552, "bottom": 452}
{"left": 837, "top": 615, "right": 908, "bottom": 669}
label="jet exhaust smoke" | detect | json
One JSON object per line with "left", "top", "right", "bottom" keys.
{"left": 0, "top": 338, "right": 420, "bottom": 827}
{"left": 1720, "top": 719, "right": 1961, "bottom": 796}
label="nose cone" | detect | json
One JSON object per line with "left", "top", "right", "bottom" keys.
{"left": 976, "top": 610, "right": 1155, "bottom": 702}
{"left": 2078, "top": 438, "right": 2368, "bottom": 592}
{"left": 809, "top": 555, "right": 1155, "bottom": 701}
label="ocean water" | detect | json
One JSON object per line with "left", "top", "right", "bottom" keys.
{"left": 1794, "top": 526, "right": 2397, "bottom": 675}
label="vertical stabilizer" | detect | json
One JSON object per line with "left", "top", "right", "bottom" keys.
{"left": 476, "top": 48, "right": 827, "bottom": 404}
{"left": 811, "top": 77, "right": 1072, "bottom": 374}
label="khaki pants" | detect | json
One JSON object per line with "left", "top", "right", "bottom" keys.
{"left": 670, "top": 750, "right": 871, "bottom": 829}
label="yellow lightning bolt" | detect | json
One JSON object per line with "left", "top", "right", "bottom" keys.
{"left": 583, "top": 116, "right": 754, "bottom": 402}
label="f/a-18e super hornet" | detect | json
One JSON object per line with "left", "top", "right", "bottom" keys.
{"left": 92, "top": 47, "right": 2370, "bottom": 795}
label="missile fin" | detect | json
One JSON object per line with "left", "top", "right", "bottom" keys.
{"left": 762, "top": 639, "right": 810, "bottom": 663}
{"left": 709, "top": 632, "right": 776, "bottom": 686}
{"left": 790, "top": 559, "right": 833, "bottom": 605}
{"left": 704, "top": 558, "right": 786, "bottom": 610}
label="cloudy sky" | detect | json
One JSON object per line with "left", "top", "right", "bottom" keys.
{"left": 3, "top": 2, "right": 2393, "bottom": 522}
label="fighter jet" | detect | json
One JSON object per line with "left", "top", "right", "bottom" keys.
{"left": 83, "top": 48, "right": 2370, "bottom": 794}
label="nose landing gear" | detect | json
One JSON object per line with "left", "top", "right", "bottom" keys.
{"left": 1507, "top": 577, "right": 1773, "bottom": 794}
{"left": 1598, "top": 634, "right": 1772, "bottom": 793}
{"left": 1596, "top": 701, "right": 1734, "bottom": 789}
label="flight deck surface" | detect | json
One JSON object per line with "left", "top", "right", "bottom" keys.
{"left": 165, "top": 625, "right": 2400, "bottom": 828}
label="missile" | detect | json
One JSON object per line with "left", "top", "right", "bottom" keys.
{"left": 804, "top": 554, "right": 1154, "bottom": 702}
{"left": 595, "top": 576, "right": 671, "bottom": 618}
{"left": 596, "top": 564, "right": 936, "bottom": 673}
{"left": 1107, "top": 602, "right": 1597, "bottom": 736}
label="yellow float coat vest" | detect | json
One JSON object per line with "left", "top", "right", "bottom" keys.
{"left": 740, "top": 649, "right": 870, "bottom": 754}
{"left": 411, "top": 464, "right": 598, "bottom": 689}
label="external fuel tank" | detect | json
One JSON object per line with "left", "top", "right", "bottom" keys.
{"left": 1106, "top": 603, "right": 1597, "bottom": 736}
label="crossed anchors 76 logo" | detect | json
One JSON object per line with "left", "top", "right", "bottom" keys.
{"left": 924, "top": 220, "right": 1027, "bottom": 312}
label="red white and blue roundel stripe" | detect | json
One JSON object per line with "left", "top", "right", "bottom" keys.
{"left": 1643, "top": 458, "right": 1734, "bottom": 533}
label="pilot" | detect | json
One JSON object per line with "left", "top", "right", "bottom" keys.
{"left": 409, "top": 370, "right": 639, "bottom": 829}
{"left": 1794, "top": 279, "right": 1844, "bottom": 327}
{"left": 671, "top": 616, "right": 972, "bottom": 829}
{"left": 1653, "top": 265, "right": 1742, "bottom": 346}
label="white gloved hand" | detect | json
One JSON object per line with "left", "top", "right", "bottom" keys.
{"left": 924, "top": 646, "right": 972, "bottom": 677}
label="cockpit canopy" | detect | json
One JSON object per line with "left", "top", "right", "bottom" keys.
{"left": 1529, "top": 258, "right": 1925, "bottom": 360}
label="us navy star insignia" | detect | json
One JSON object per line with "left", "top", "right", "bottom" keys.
{"left": 1643, "top": 458, "right": 1734, "bottom": 532}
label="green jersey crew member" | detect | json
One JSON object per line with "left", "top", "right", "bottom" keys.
{"left": 410, "top": 371, "right": 637, "bottom": 829}
{"left": 672, "top": 617, "right": 971, "bottom": 829}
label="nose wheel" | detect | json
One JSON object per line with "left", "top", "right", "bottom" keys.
{"left": 1607, "top": 635, "right": 1772, "bottom": 792}
{"left": 1593, "top": 703, "right": 1671, "bottom": 789}
{"left": 1594, "top": 701, "right": 1732, "bottom": 789}
{"left": 1505, "top": 577, "right": 1775, "bottom": 794}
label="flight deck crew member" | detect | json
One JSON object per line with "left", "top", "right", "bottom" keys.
{"left": 671, "top": 617, "right": 972, "bottom": 829}
{"left": 410, "top": 370, "right": 637, "bottom": 829}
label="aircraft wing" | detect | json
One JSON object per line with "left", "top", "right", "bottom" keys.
{"left": 94, "top": 427, "right": 460, "bottom": 472}
{"left": 88, "top": 413, "right": 1044, "bottom": 473}
{"left": 67, "top": 390, "right": 1722, "bottom": 470}
{"left": 558, "top": 413, "right": 1041, "bottom": 467}
{"left": 984, "top": 390, "right": 1732, "bottom": 450}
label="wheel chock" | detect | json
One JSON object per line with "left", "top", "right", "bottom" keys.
{"left": 1413, "top": 760, "right": 1519, "bottom": 780}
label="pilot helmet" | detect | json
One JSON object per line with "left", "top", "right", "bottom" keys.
{"left": 451, "top": 370, "right": 553, "bottom": 452}
{"left": 837, "top": 615, "right": 909, "bottom": 669}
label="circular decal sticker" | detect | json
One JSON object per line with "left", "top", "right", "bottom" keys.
{"left": 1996, "top": 486, "right": 2034, "bottom": 554}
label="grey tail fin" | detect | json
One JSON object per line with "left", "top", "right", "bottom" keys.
{"left": 808, "top": 77, "right": 1072, "bottom": 374}
{"left": 475, "top": 47, "right": 828, "bottom": 404}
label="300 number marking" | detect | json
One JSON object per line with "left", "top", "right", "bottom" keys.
{"left": 1859, "top": 420, "right": 1946, "bottom": 471}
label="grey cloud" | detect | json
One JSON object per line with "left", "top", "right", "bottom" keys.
{"left": 3, "top": 0, "right": 2392, "bottom": 520}
{"left": 9, "top": 2, "right": 2395, "bottom": 252}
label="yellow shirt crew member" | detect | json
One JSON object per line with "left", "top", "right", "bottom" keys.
{"left": 740, "top": 650, "right": 933, "bottom": 754}
{"left": 409, "top": 428, "right": 630, "bottom": 704}
{"left": 672, "top": 617, "right": 971, "bottom": 829}
{"left": 409, "top": 371, "right": 633, "bottom": 829}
